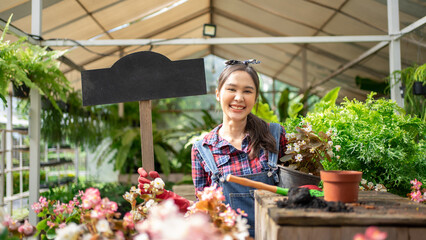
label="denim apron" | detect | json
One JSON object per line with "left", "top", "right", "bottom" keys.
{"left": 195, "top": 123, "right": 281, "bottom": 238}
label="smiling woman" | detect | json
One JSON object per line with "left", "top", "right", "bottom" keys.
{"left": 191, "top": 60, "right": 288, "bottom": 238}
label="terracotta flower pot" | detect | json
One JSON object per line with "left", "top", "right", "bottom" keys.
{"left": 320, "top": 170, "right": 362, "bottom": 203}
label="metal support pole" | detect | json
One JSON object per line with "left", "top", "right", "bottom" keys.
{"left": 302, "top": 47, "right": 308, "bottom": 91}
{"left": 6, "top": 94, "right": 13, "bottom": 214}
{"left": 74, "top": 145, "right": 79, "bottom": 183}
{"left": 0, "top": 130, "right": 5, "bottom": 209}
{"left": 29, "top": 0, "right": 42, "bottom": 226}
{"left": 19, "top": 135, "right": 23, "bottom": 208}
{"left": 387, "top": 0, "right": 404, "bottom": 107}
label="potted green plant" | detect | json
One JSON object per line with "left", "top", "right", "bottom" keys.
{"left": 294, "top": 91, "right": 426, "bottom": 197}
{"left": 391, "top": 63, "right": 426, "bottom": 121}
{"left": 0, "top": 14, "right": 70, "bottom": 110}
{"left": 278, "top": 121, "right": 339, "bottom": 188}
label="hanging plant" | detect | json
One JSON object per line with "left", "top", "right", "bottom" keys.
{"left": 0, "top": 14, "right": 71, "bottom": 110}
{"left": 390, "top": 63, "right": 426, "bottom": 121}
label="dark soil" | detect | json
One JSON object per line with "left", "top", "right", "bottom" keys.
{"left": 276, "top": 187, "right": 353, "bottom": 212}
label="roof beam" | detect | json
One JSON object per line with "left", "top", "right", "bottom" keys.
{"left": 63, "top": 6, "right": 210, "bottom": 73}
{"left": 311, "top": 16, "right": 426, "bottom": 89}
{"left": 0, "top": 17, "right": 84, "bottom": 72}
{"left": 41, "top": 35, "right": 392, "bottom": 46}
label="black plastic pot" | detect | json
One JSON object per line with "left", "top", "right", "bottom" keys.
{"left": 413, "top": 82, "right": 426, "bottom": 95}
{"left": 12, "top": 83, "right": 30, "bottom": 99}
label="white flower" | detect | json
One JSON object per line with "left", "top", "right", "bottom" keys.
{"left": 295, "top": 154, "right": 303, "bottom": 162}
{"left": 335, "top": 145, "right": 341, "bottom": 151}
{"left": 152, "top": 178, "right": 165, "bottom": 189}
{"left": 309, "top": 148, "right": 315, "bottom": 153}
{"left": 145, "top": 199, "right": 158, "bottom": 209}
{"left": 328, "top": 141, "right": 333, "bottom": 147}
{"left": 300, "top": 140, "right": 306, "bottom": 146}
{"left": 361, "top": 179, "right": 367, "bottom": 185}
{"left": 359, "top": 186, "right": 365, "bottom": 191}
{"left": 143, "top": 184, "right": 150, "bottom": 191}
{"left": 326, "top": 129, "right": 333, "bottom": 136}
{"left": 368, "top": 182, "right": 374, "bottom": 188}
{"left": 233, "top": 215, "right": 250, "bottom": 240}
{"left": 304, "top": 124, "right": 312, "bottom": 133}
{"left": 375, "top": 184, "right": 387, "bottom": 192}
{"left": 55, "top": 223, "right": 81, "bottom": 240}
{"left": 123, "top": 192, "right": 134, "bottom": 202}
{"left": 96, "top": 219, "right": 111, "bottom": 233}
{"left": 293, "top": 144, "right": 300, "bottom": 153}
{"left": 336, "top": 155, "right": 340, "bottom": 159}
{"left": 134, "top": 233, "right": 150, "bottom": 240}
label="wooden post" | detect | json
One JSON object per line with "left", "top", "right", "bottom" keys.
{"left": 139, "top": 100, "right": 155, "bottom": 172}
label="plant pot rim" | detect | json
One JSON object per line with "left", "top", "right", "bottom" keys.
{"left": 320, "top": 170, "right": 362, "bottom": 182}
{"left": 278, "top": 165, "right": 320, "bottom": 179}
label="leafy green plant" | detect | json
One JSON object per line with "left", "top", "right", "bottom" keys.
{"left": 391, "top": 63, "right": 426, "bottom": 121}
{"left": 252, "top": 102, "right": 278, "bottom": 123}
{"left": 0, "top": 14, "right": 71, "bottom": 110}
{"left": 286, "top": 92, "right": 426, "bottom": 196}
{"left": 280, "top": 122, "right": 338, "bottom": 176}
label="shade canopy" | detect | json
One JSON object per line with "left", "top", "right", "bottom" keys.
{"left": 1, "top": 0, "right": 425, "bottom": 101}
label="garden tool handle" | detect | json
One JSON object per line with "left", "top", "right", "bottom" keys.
{"left": 226, "top": 174, "right": 277, "bottom": 193}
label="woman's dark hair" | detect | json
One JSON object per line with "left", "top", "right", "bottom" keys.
{"left": 217, "top": 64, "right": 278, "bottom": 159}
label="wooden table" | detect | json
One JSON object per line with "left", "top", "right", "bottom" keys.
{"left": 254, "top": 190, "right": 426, "bottom": 240}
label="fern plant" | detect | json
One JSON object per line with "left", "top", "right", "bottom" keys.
{"left": 0, "top": 14, "right": 70, "bottom": 110}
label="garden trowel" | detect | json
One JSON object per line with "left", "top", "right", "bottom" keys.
{"left": 226, "top": 174, "right": 324, "bottom": 197}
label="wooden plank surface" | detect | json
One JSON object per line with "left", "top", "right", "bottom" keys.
{"left": 255, "top": 190, "right": 426, "bottom": 226}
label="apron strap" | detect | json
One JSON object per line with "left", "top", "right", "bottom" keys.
{"left": 194, "top": 140, "right": 223, "bottom": 184}
{"left": 267, "top": 122, "right": 281, "bottom": 182}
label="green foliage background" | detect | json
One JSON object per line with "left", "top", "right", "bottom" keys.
{"left": 284, "top": 92, "right": 426, "bottom": 196}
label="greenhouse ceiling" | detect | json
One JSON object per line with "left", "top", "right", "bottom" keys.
{"left": 1, "top": 0, "right": 425, "bottom": 101}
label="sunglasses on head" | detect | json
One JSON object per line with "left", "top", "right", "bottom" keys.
{"left": 224, "top": 59, "right": 261, "bottom": 66}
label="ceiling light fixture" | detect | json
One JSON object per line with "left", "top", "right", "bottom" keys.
{"left": 203, "top": 24, "right": 216, "bottom": 37}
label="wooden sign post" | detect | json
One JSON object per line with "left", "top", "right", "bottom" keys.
{"left": 81, "top": 51, "right": 206, "bottom": 172}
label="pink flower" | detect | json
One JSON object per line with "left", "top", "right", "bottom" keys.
{"left": 81, "top": 188, "right": 101, "bottom": 209}
{"left": 47, "top": 221, "right": 56, "bottom": 228}
{"left": 101, "top": 198, "right": 118, "bottom": 214}
{"left": 90, "top": 206, "right": 106, "bottom": 219}
{"left": 353, "top": 233, "right": 366, "bottom": 240}
{"left": 353, "top": 226, "right": 387, "bottom": 240}
{"left": 59, "top": 223, "right": 67, "bottom": 229}
{"left": 123, "top": 212, "right": 135, "bottom": 230}
{"left": 365, "top": 226, "right": 387, "bottom": 240}
{"left": 410, "top": 190, "right": 424, "bottom": 203}
{"left": 53, "top": 202, "right": 66, "bottom": 215}
{"left": 237, "top": 208, "right": 248, "bottom": 217}
{"left": 31, "top": 202, "right": 43, "bottom": 213}
{"left": 6, "top": 217, "right": 21, "bottom": 231}
{"left": 410, "top": 179, "right": 423, "bottom": 190}
{"left": 199, "top": 184, "right": 225, "bottom": 202}
{"left": 115, "top": 230, "right": 125, "bottom": 240}
{"left": 18, "top": 220, "right": 34, "bottom": 236}
{"left": 219, "top": 206, "right": 237, "bottom": 227}
{"left": 31, "top": 196, "right": 49, "bottom": 213}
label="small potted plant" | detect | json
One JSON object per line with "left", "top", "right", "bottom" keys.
{"left": 279, "top": 121, "right": 340, "bottom": 188}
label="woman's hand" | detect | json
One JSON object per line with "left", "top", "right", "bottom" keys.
{"left": 137, "top": 168, "right": 191, "bottom": 213}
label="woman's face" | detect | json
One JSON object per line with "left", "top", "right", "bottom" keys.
{"left": 216, "top": 70, "right": 257, "bottom": 122}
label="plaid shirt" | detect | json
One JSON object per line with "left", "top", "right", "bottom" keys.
{"left": 191, "top": 123, "right": 287, "bottom": 192}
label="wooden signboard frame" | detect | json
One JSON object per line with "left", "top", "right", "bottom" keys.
{"left": 81, "top": 51, "right": 206, "bottom": 172}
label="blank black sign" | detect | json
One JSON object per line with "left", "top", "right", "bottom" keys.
{"left": 81, "top": 51, "right": 207, "bottom": 106}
